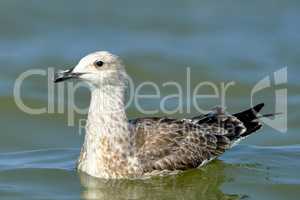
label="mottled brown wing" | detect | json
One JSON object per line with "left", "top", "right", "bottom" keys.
{"left": 129, "top": 117, "right": 233, "bottom": 173}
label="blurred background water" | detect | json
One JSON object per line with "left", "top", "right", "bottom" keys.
{"left": 0, "top": 0, "right": 299, "bottom": 199}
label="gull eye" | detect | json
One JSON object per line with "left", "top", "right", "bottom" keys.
{"left": 95, "top": 60, "right": 104, "bottom": 67}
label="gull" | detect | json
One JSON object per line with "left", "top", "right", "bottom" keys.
{"left": 54, "top": 51, "right": 271, "bottom": 179}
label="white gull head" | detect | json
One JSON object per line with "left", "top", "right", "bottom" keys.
{"left": 55, "top": 51, "right": 128, "bottom": 88}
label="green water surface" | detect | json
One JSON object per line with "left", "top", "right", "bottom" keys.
{"left": 0, "top": 0, "right": 299, "bottom": 199}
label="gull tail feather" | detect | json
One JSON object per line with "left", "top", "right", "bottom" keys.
{"left": 233, "top": 103, "right": 265, "bottom": 138}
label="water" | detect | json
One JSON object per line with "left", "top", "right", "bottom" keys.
{"left": 0, "top": 0, "right": 299, "bottom": 199}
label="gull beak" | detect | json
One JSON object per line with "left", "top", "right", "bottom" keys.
{"left": 54, "top": 67, "right": 84, "bottom": 83}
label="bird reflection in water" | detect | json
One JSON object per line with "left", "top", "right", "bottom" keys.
{"left": 79, "top": 160, "right": 239, "bottom": 200}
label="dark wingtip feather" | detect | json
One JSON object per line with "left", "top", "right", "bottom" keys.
{"left": 232, "top": 103, "right": 265, "bottom": 139}
{"left": 233, "top": 103, "right": 265, "bottom": 122}
{"left": 253, "top": 103, "right": 265, "bottom": 113}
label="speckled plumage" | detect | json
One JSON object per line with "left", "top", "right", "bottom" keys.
{"left": 55, "top": 51, "right": 265, "bottom": 179}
